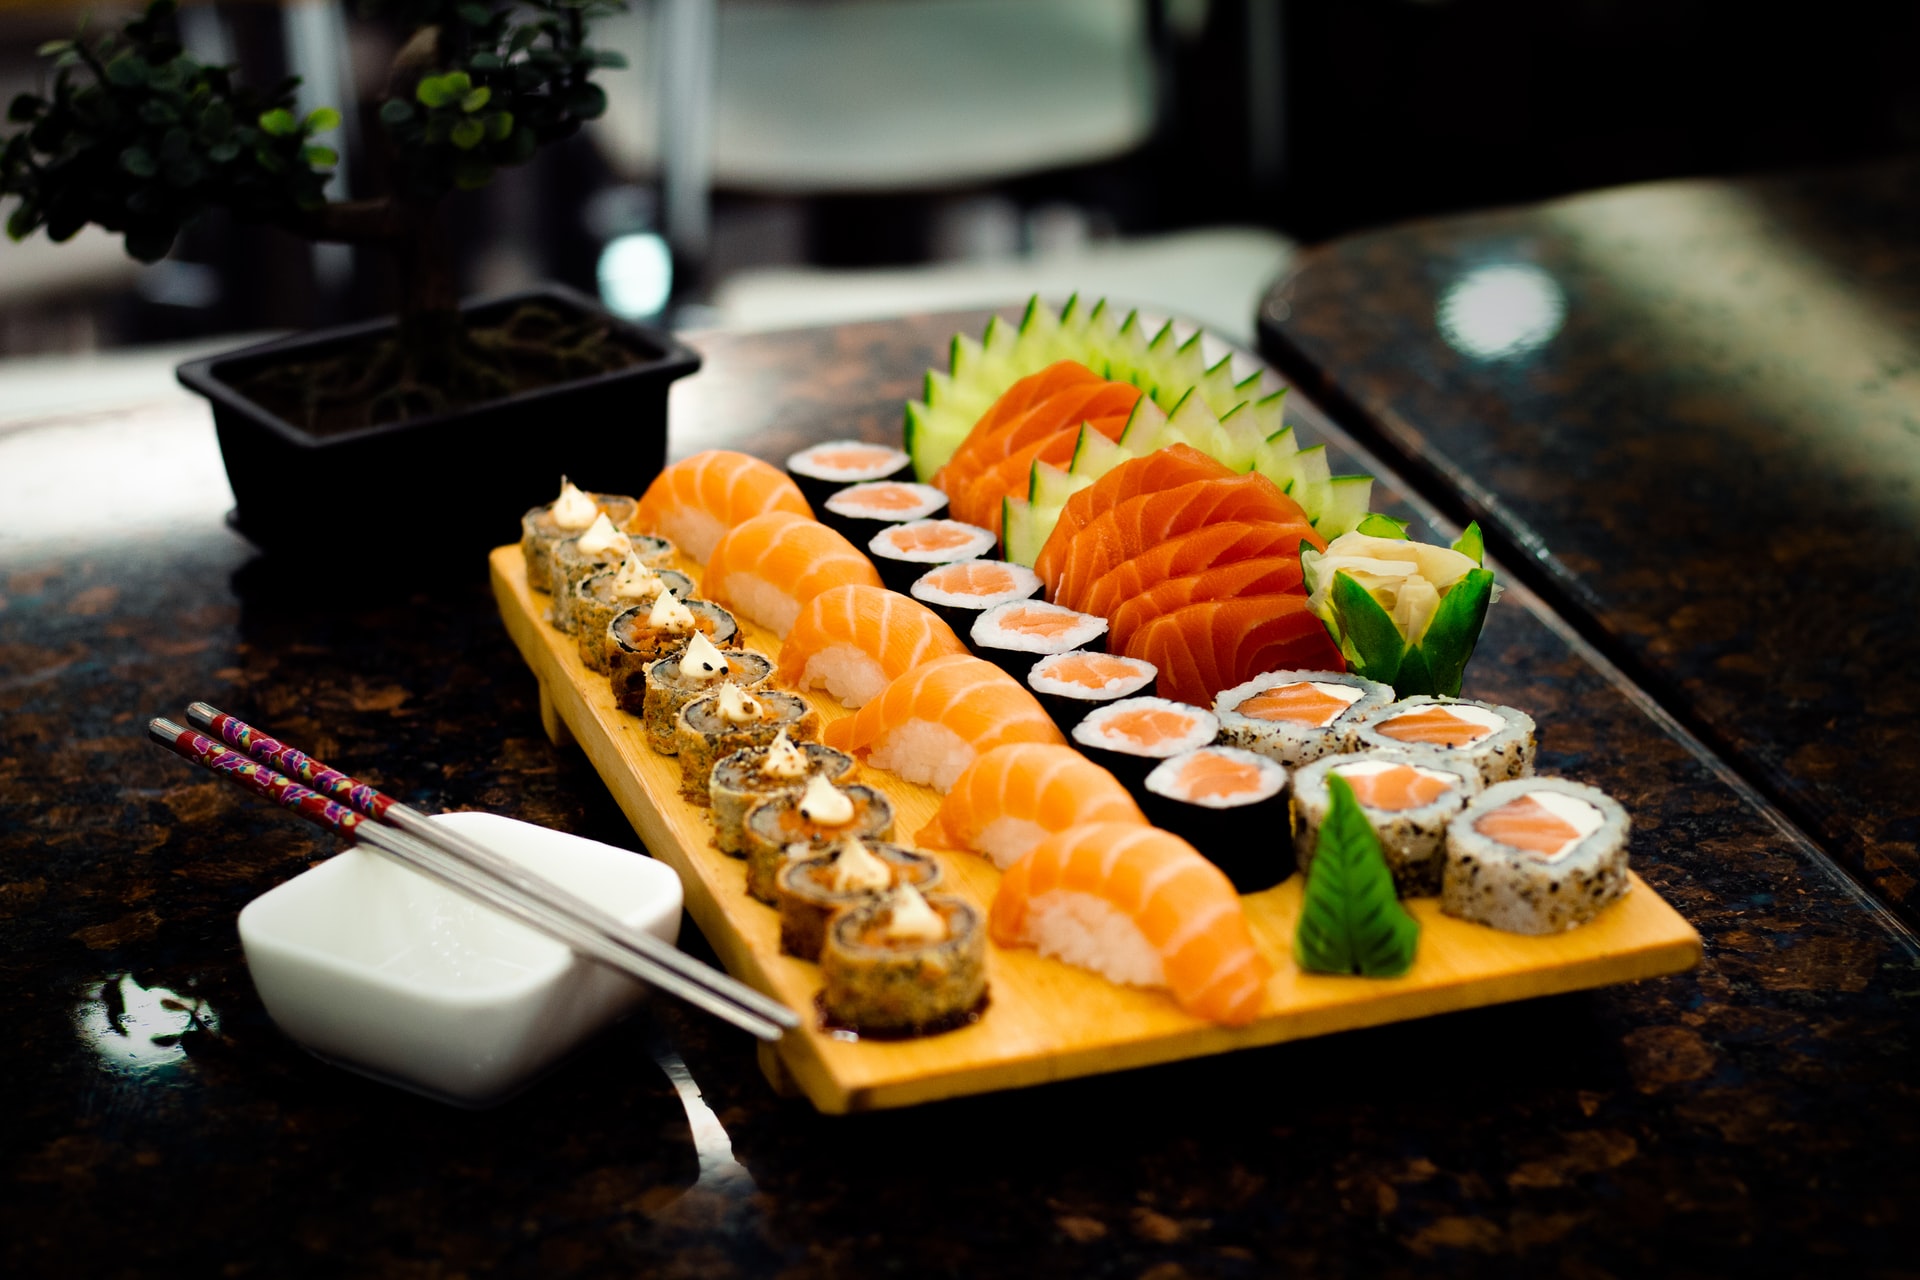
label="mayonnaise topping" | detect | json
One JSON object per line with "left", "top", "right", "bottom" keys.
{"left": 576, "top": 511, "right": 629, "bottom": 557}
{"left": 551, "top": 477, "right": 598, "bottom": 530}
{"left": 827, "top": 838, "right": 893, "bottom": 894}
{"left": 680, "top": 629, "right": 729, "bottom": 681}
{"left": 761, "top": 729, "right": 809, "bottom": 779}
{"left": 715, "top": 681, "right": 763, "bottom": 725}
{"left": 882, "top": 882, "right": 947, "bottom": 942}
{"left": 647, "top": 587, "right": 695, "bottom": 631}
{"left": 797, "top": 774, "right": 853, "bottom": 826}
{"left": 612, "top": 554, "right": 664, "bottom": 601}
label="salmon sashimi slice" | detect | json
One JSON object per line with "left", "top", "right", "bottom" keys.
{"left": 990, "top": 823, "right": 1271, "bottom": 1026}
{"left": 1236, "top": 681, "right": 1360, "bottom": 727}
{"left": 1078, "top": 523, "right": 1313, "bottom": 622}
{"left": 1337, "top": 763, "right": 1455, "bottom": 812}
{"left": 702, "top": 510, "right": 882, "bottom": 639}
{"left": 970, "top": 360, "right": 1104, "bottom": 440}
{"left": 1033, "top": 444, "right": 1236, "bottom": 588}
{"left": 1107, "top": 557, "right": 1309, "bottom": 650}
{"left": 633, "top": 449, "right": 813, "bottom": 562}
{"left": 822, "top": 653, "right": 1066, "bottom": 792}
{"left": 954, "top": 408, "right": 1134, "bottom": 532}
{"left": 940, "top": 381, "right": 1142, "bottom": 511}
{"left": 775, "top": 584, "right": 967, "bottom": 708}
{"left": 1376, "top": 706, "right": 1497, "bottom": 748}
{"left": 918, "top": 743, "right": 1146, "bottom": 869}
{"left": 1050, "top": 474, "right": 1322, "bottom": 608}
{"left": 1474, "top": 795, "right": 1584, "bottom": 859}
{"left": 1125, "top": 595, "right": 1345, "bottom": 706}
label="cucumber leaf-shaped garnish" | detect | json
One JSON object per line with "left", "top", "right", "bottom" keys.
{"left": 1356, "top": 512, "right": 1410, "bottom": 539}
{"left": 1329, "top": 569, "right": 1406, "bottom": 685}
{"left": 1450, "top": 520, "right": 1485, "bottom": 565}
{"left": 1414, "top": 567, "right": 1495, "bottom": 698}
{"left": 1294, "top": 774, "right": 1420, "bottom": 978}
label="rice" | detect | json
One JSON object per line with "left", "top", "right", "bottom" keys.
{"left": 1020, "top": 891, "right": 1164, "bottom": 988}
{"left": 864, "top": 719, "right": 979, "bottom": 793}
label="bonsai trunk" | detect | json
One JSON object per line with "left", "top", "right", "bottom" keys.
{"left": 393, "top": 200, "right": 462, "bottom": 389}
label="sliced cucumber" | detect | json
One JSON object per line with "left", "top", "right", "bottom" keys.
{"left": 1003, "top": 495, "right": 1051, "bottom": 567}
{"left": 1069, "top": 424, "right": 1133, "bottom": 481}
{"left": 1029, "top": 458, "right": 1090, "bottom": 508}
{"left": 1289, "top": 444, "right": 1333, "bottom": 523}
{"left": 1321, "top": 476, "right": 1376, "bottom": 538}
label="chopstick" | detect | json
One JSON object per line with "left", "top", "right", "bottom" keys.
{"left": 150, "top": 715, "right": 796, "bottom": 1040}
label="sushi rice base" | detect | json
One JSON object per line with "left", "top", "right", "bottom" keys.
{"left": 866, "top": 720, "right": 979, "bottom": 793}
{"left": 1017, "top": 891, "right": 1165, "bottom": 989}
{"left": 793, "top": 643, "right": 890, "bottom": 709}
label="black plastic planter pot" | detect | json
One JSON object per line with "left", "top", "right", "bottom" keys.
{"left": 176, "top": 284, "right": 700, "bottom": 558}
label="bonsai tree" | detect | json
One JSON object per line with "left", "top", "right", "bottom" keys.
{"left": 0, "top": 0, "right": 631, "bottom": 421}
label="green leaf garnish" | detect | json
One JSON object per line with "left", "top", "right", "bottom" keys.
{"left": 1329, "top": 570, "right": 1405, "bottom": 685}
{"left": 1450, "top": 521, "right": 1485, "bottom": 565}
{"left": 1294, "top": 774, "right": 1420, "bottom": 977}
{"left": 1356, "top": 512, "right": 1410, "bottom": 539}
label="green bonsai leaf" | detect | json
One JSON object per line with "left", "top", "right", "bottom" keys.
{"left": 303, "top": 106, "right": 340, "bottom": 133}
{"left": 302, "top": 144, "right": 338, "bottom": 168}
{"left": 449, "top": 117, "right": 485, "bottom": 150}
{"left": 1329, "top": 569, "right": 1405, "bottom": 685}
{"left": 379, "top": 98, "right": 414, "bottom": 125}
{"left": 459, "top": 87, "right": 491, "bottom": 114}
{"left": 1356, "top": 512, "right": 1410, "bottom": 539}
{"left": 1294, "top": 774, "right": 1420, "bottom": 978}
{"left": 257, "top": 107, "right": 296, "bottom": 136}
{"left": 1450, "top": 521, "right": 1485, "bottom": 565}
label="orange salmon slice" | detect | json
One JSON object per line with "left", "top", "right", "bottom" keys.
{"left": 810, "top": 445, "right": 898, "bottom": 471}
{"left": 1377, "top": 706, "right": 1494, "bottom": 747}
{"left": 1475, "top": 795, "right": 1581, "bottom": 859}
{"left": 999, "top": 607, "right": 1087, "bottom": 639}
{"left": 843, "top": 483, "right": 927, "bottom": 512}
{"left": 1041, "top": 653, "right": 1142, "bottom": 690}
{"left": 1339, "top": 764, "right": 1452, "bottom": 812}
{"left": 1102, "top": 707, "right": 1200, "bottom": 746}
{"left": 1176, "top": 752, "right": 1266, "bottom": 801}
{"left": 1240, "top": 682, "right": 1355, "bottom": 727}
{"left": 892, "top": 525, "right": 976, "bottom": 553}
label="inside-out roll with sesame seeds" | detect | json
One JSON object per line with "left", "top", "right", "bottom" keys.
{"left": 1140, "top": 746, "right": 1292, "bottom": 893}
{"left": 675, "top": 683, "right": 821, "bottom": 803}
{"left": 1443, "top": 777, "right": 1630, "bottom": 934}
{"left": 606, "top": 592, "right": 738, "bottom": 713}
{"left": 868, "top": 519, "right": 999, "bottom": 593}
{"left": 520, "top": 478, "right": 637, "bottom": 593}
{"left": 1070, "top": 697, "right": 1219, "bottom": 793}
{"left": 1292, "top": 752, "right": 1482, "bottom": 896}
{"left": 1026, "top": 650, "right": 1158, "bottom": 735}
{"left": 549, "top": 512, "right": 635, "bottom": 632}
{"left": 709, "top": 732, "right": 856, "bottom": 857}
{"left": 819, "top": 480, "right": 950, "bottom": 548}
{"left": 786, "top": 440, "right": 913, "bottom": 511}
{"left": 909, "top": 559, "right": 1041, "bottom": 638}
{"left": 574, "top": 559, "right": 695, "bottom": 674}
{"left": 819, "top": 886, "right": 987, "bottom": 1037}
{"left": 641, "top": 631, "right": 774, "bottom": 752}
{"left": 1214, "top": 670, "right": 1395, "bottom": 767}
{"left": 743, "top": 776, "right": 895, "bottom": 902}
{"left": 776, "top": 838, "right": 942, "bottom": 962}
{"left": 969, "top": 600, "right": 1109, "bottom": 679}
{"left": 1349, "top": 696, "right": 1536, "bottom": 787}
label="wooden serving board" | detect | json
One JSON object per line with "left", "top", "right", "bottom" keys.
{"left": 491, "top": 545, "right": 1701, "bottom": 1114}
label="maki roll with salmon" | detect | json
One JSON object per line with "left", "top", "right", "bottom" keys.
{"left": 1026, "top": 650, "right": 1157, "bottom": 736}
{"left": 1140, "top": 747, "right": 1292, "bottom": 893}
{"left": 1350, "top": 696, "right": 1536, "bottom": 787}
{"left": 868, "top": 519, "right": 998, "bottom": 593}
{"left": 711, "top": 730, "right": 859, "bottom": 857}
{"left": 520, "top": 477, "right": 637, "bottom": 594}
{"left": 819, "top": 480, "right": 949, "bottom": 548}
{"left": 550, "top": 512, "right": 633, "bottom": 633}
{"left": 820, "top": 885, "right": 987, "bottom": 1036}
{"left": 909, "top": 559, "right": 1041, "bottom": 639}
{"left": 776, "top": 838, "right": 942, "bottom": 962}
{"left": 786, "top": 440, "right": 913, "bottom": 511}
{"left": 1214, "top": 670, "right": 1394, "bottom": 767}
{"left": 743, "top": 775, "right": 895, "bottom": 902}
{"left": 969, "top": 600, "right": 1108, "bottom": 680}
{"left": 1443, "top": 777, "right": 1630, "bottom": 933}
{"left": 1292, "top": 752, "right": 1481, "bottom": 896}
{"left": 1070, "top": 697, "right": 1219, "bottom": 792}
{"left": 675, "top": 682, "right": 821, "bottom": 803}
{"left": 574, "top": 556, "right": 696, "bottom": 674}
{"left": 641, "top": 630, "right": 774, "bottom": 752}
{"left": 607, "top": 591, "right": 739, "bottom": 713}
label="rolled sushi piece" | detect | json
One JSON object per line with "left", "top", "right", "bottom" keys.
{"left": 786, "top": 440, "right": 913, "bottom": 512}
{"left": 1140, "top": 746, "right": 1293, "bottom": 894}
{"left": 709, "top": 731, "right": 856, "bottom": 857}
{"left": 868, "top": 519, "right": 999, "bottom": 594}
{"left": 549, "top": 512, "right": 633, "bottom": 633}
{"left": 1350, "top": 696, "right": 1536, "bottom": 787}
{"left": 819, "top": 480, "right": 950, "bottom": 548}
{"left": 519, "top": 477, "right": 638, "bottom": 594}
{"left": 1214, "top": 670, "right": 1395, "bottom": 768}
{"left": 607, "top": 593, "right": 739, "bottom": 713}
{"left": 1026, "top": 650, "right": 1158, "bottom": 737}
{"left": 1292, "top": 751, "right": 1480, "bottom": 897}
{"left": 1442, "top": 777, "right": 1630, "bottom": 934}
{"left": 908, "top": 559, "right": 1042, "bottom": 639}
{"left": 641, "top": 631, "right": 774, "bottom": 753}
{"left": 776, "top": 838, "right": 942, "bottom": 962}
{"left": 820, "top": 885, "right": 987, "bottom": 1037}
{"left": 674, "top": 683, "right": 821, "bottom": 804}
{"left": 1070, "top": 696, "right": 1219, "bottom": 793}
{"left": 969, "top": 600, "right": 1108, "bottom": 681}
{"left": 743, "top": 776, "right": 895, "bottom": 903}
{"left": 574, "top": 559, "right": 696, "bottom": 674}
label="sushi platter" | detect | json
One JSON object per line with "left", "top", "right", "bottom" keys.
{"left": 492, "top": 542, "right": 1701, "bottom": 1114}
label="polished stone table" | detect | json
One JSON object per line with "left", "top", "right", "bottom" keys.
{"left": 4, "top": 314, "right": 1919, "bottom": 1276}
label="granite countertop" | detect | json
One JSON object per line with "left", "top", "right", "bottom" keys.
{"left": 4, "top": 312, "right": 1919, "bottom": 1276}
{"left": 1259, "top": 156, "right": 1920, "bottom": 921}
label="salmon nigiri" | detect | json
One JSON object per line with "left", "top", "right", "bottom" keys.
{"left": 822, "top": 653, "right": 1066, "bottom": 792}
{"left": 1124, "top": 595, "right": 1344, "bottom": 705}
{"left": 919, "top": 743, "right": 1147, "bottom": 869}
{"left": 1033, "top": 444, "right": 1235, "bottom": 589}
{"left": 1106, "top": 557, "right": 1308, "bottom": 650}
{"left": 1078, "top": 522, "right": 1311, "bottom": 622}
{"left": 775, "top": 584, "right": 968, "bottom": 708}
{"left": 703, "top": 510, "right": 882, "bottom": 639}
{"left": 633, "top": 450, "right": 813, "bottom": 562}
{"left": 990, "top": 823, "right": 1271, "bottom": 1026}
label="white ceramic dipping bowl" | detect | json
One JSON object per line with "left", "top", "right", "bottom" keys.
{"left": 238, "top": 811, "right": 683, "bottom": 1107}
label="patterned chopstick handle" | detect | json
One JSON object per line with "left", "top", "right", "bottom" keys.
{"left": 186, "top": 702, "right": 394, "bottom": 821}
{"left": 149, "top": 720, "right": 364, "bottom": 837}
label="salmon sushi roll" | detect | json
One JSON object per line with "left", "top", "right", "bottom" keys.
{"left": 1350, "top": 696, "right": 1536, "bottom": 787}
{"left": 743, "top": 776, "right": 895, "bottom": 903}
{"left": 641, "top": 630, "right": 774, "bottom": 754}
{"left": 1215, "top": 669, "right": 1394, "bottom": 767}
{"left": 968, "top": 600, "right": 1108, "bottom": 681}
{"left": 868, "top": 520, "right": 998, "bottom": 594}
{"left": 1443, "top": 777, "right": 1630, "bottom": 933}
{"left": 606, "top": 593, "right": 739, "bottom": 714}
{"left": 520, "top": 477, "right": 638, "bottom": 594}
{"left": 1026, "top": 650, "right": 1158, "bottom": 736}
{"left": 919, "top": 742, "right": 1147, "bottom": 870}
{"left": 709, "top": 731, "right": 856, "bottom": 857}
{"left": 775, "top": 584, "right": 968, "bottom": 709}
{"left": 909, "top": 559, "right": 1041, "bottom": 640}
{"left": 820, "top": 885, "right": 988, "bottom": 1037}
{"left": 1070, "top": 696, "right": 1219, "bottom": 793}
{"left": 633, "top": 449, "right": 813, "bottom": 562}
{"left": 675, "top": 683, "right": 821, "bottom": 803}
{"left": 549, "top": 512, "right": 633, "bottom": 633}
{"left": 787, "top": 440, "right": 912, "bottom": 511}
{"left": 822, "top": 653, "right": 1067, "bottom": 792}
{"left": 776, "top": 839, "right": 942, "bottom": 962}
{"left": 990, "top": 823, "right": 1270, "bottom": 1026}
{"left": 1292, "top": 751, "right": 1481, "bottom": 897}
{"left": 703, "top": 510, "right": 883, "bottom": 640}
{"left": 1140, "top": 747, "right": 1293, "bottom": 893}
{"left": 819, "top": 480, "right": 949, "bottom": 549}
{"left": 573, "top": 559, "right": 696, "bottom": 674}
